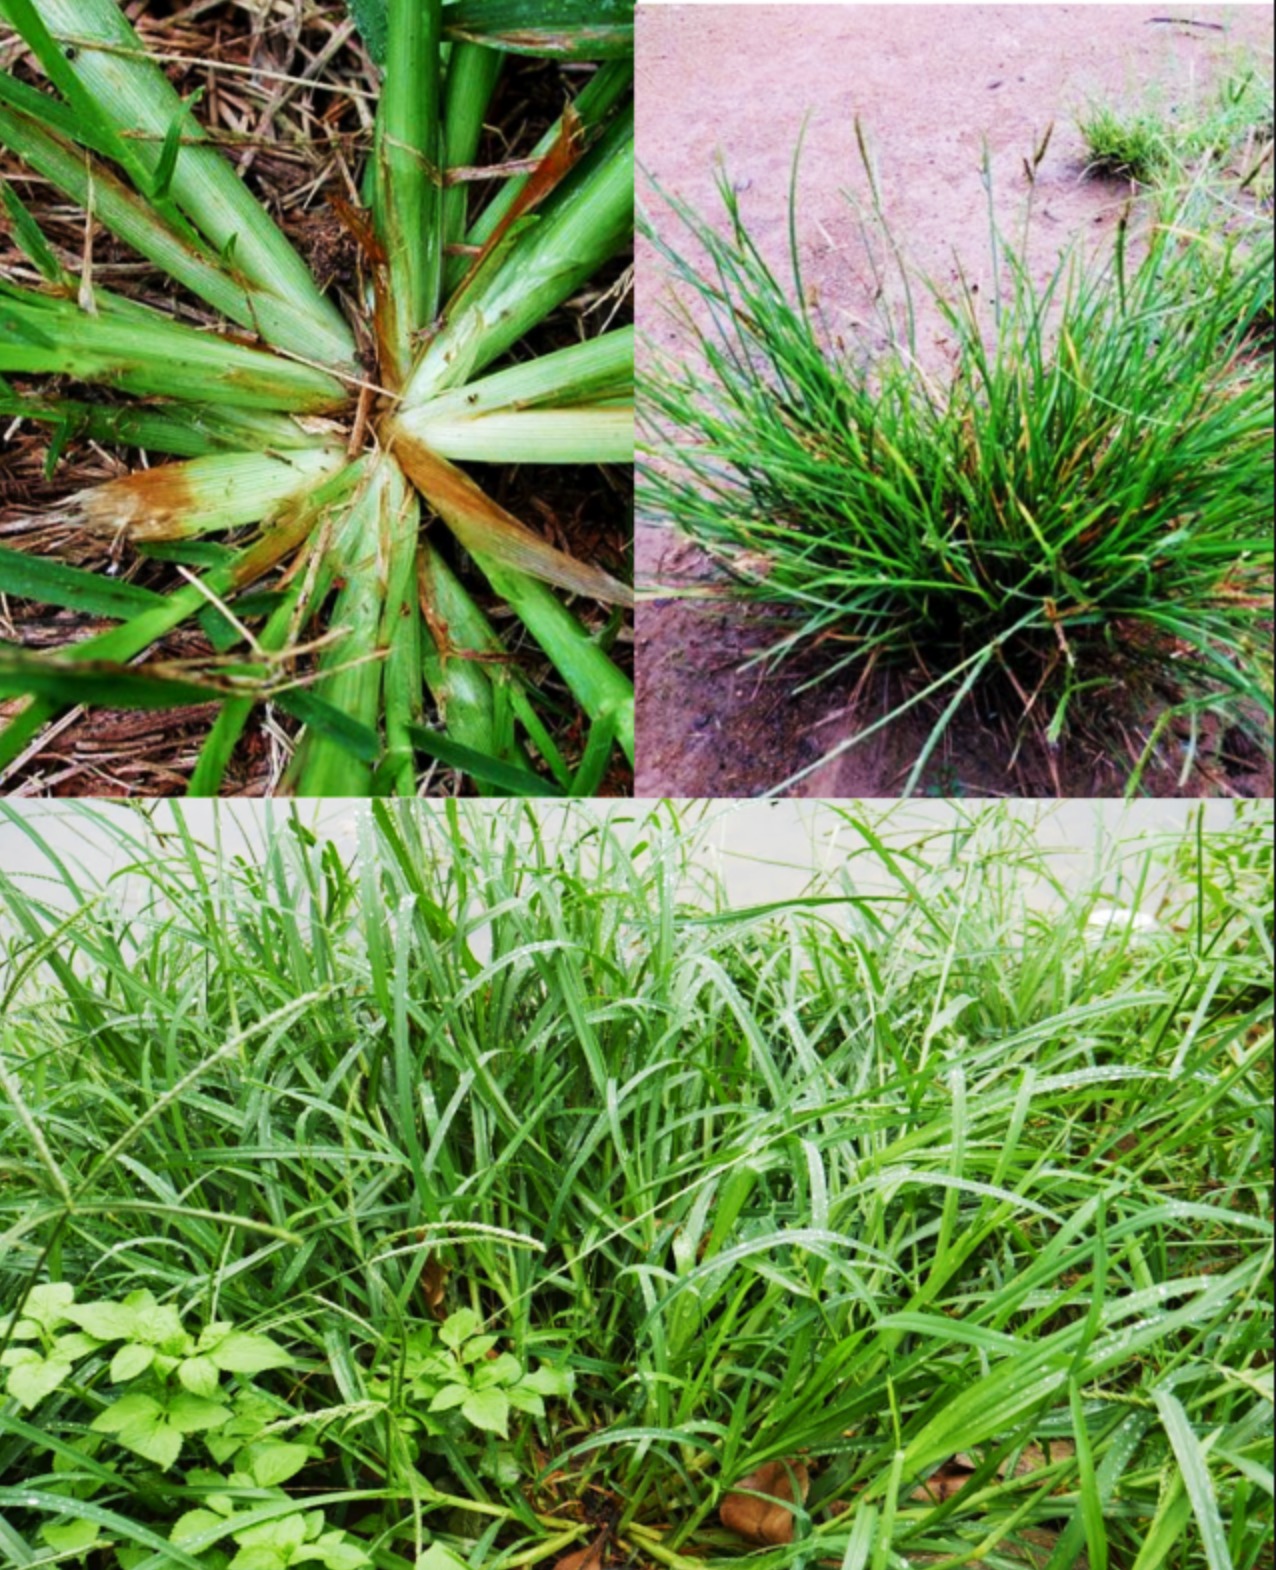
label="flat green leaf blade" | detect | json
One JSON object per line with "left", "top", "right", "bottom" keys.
{"left": 407, "top": 725, "right": 563, "bottom": 796}
{"left": 0, "top": 545, "right": 163, "bottom": 619}
{"left": 0, "top": 179, "right": 64, "bottom": 281}
{"left": 275, "top": 689, "right": 382, "bottom": 767}
{"left": 0, "top": 650, "right": 236, "bottom": 711}
{"left": 1152, "top": 1387, "right": 1232, "bottom": 1570}
{"left": 444, "top": 0, "right": 634, "bottom": 59}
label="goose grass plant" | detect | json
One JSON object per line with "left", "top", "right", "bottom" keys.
{"left": 638, "top": 130, "right": 1273, "bottom": 796}
{"left": 1078, "top": 64, "right": 1274, "bottom": 184}
{"left": 1078, "top": 63, "right": 1274, "bottom": 349}
{"left": 0, "top": 798, "right": 1272, "bottom": 1569}
{"left": 0, "top": 0, "right": 634, "bottom": 796}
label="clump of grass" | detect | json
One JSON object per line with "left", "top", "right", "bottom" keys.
{"left": 638, "top": 130, "right": 1273, "bottom": 795}
{"left": 1079, "top": 62, "right": 1274, "bottom": 363}
{"left": 1078, "top": 103, "right": 1173, "bottom": 180}
{"left": 1079, "top": 64, "right": 1275, "bottom": 183}
{"left": 0, "top": 0, "right": 635, "bottom": 796}
{"left": 0, "top": 798, "right": 1271, "bottom": 1569}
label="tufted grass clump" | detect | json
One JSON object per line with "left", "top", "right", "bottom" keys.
{"left": 638, "top": 131, "right": 1273, "bottom": 795}
{"left": 1079, "top": 63, "right": 1274, "bottom": 183}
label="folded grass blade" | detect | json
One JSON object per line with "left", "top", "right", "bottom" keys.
{"left": 58, "top": 450, "right": 349, "bottom": 542}
{"left": 0, "top": 285, "right": 349, "bottom": 411}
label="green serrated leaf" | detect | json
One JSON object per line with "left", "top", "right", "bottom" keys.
{"left": 439, "top": 1308, "right": 481, "bottom": 1350}
{"left": 110, "top": 1342, "right": 155, "bottom": 1382}
{"left": 472, "top": 1352, "right": 521, "bottom": 1389}
{"left": 90, "top": 1390, "right": 161, "bottom": 1433}
{"left": 206, "top": 1330, "right": 292, "bottom": 1375}
{"left": 239, "top": 1440, "right": 311, "bottom": 1488}
{"left": 518, "top": 1362, "right": 574, "bottom": 1398}
{"left": 179, "top": 1354, "right": 222, "bottom": 1399}
{"left": 172, "top": 1507, "right": 231, "bottom": 1547}
{"left": 428, "top": 1383, "right": 470, "bottom": 1413}
{"left": 41, "top": 1517, "right": 101, "bottom": 1553}
{"left": 506, "top": 1385, "right": 544, "bottom": 1417}
{"left": 66, "top": 1299, "right": 142, "bottom": 1342}
{"left": 5, "top": 1351, "right": 73, "bottom": 1409}
{"left": 461, "top": 1384, "right": 509, "bottom": 1437}
{"left": 458, "top": 1334, "right": 499, "bottom": 1364}
{"left": 416, "top": 1545, "right": 468, "bottom": 1570}
{"left": 167, "top": 1392, "right": 233, "bottom": 1433}
{"left": 14, "top": 1282, "right": 76, "bottom": 1334}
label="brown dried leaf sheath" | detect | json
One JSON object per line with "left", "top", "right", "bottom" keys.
{"left": 390, "top": 429, "right": 632, "bottom": 605}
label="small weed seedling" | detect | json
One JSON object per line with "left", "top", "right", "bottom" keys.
{"left": 1, "top": 1282, "right": 369, "bottom": 1568}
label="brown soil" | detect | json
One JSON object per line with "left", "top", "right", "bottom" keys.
{"left": 0, "top": 1, "right": 631, "bottom": 797}
{"left": 635, "top": 2, "right": 1273, "bottom": 799}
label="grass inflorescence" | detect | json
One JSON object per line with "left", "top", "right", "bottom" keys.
{"left": 0, "top": 799, "right": 1272, "bottom": 1569}
{"left": 638, "top": 128, "right": 1273, "bottom": 795}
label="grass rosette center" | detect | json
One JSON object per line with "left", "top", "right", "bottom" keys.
{"left": 0, "top": 0, "right": 635, "bottom": 795}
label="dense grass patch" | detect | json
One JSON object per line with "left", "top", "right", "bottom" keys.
{"left": 0, "top": 800, "right": 1273, "bottom": 1568}
{"left": 638, "top": 133, "right": 1273, "bottom": 794}
{"left": 1078, "top": 64, "right": 1273, "bottom": 183}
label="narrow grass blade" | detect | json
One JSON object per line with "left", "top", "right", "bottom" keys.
{"left": 443, "top": 0, "right": 635, "bottom": 59}
{"left": 0, "top": 0, "right": 356, "bottom": 369}
{"left": 0, "top": 546, "right": 162, "bottom": 620}
{"left": 406, "top": 724, "right": 562, "bottom": 795}
{"left": 471, "top": 552, "right": 634, "bottom": 764}
{"left": 1152, "top": 1387, "right": 1233, "bottom": 1570}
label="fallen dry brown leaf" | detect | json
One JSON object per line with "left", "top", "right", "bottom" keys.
{"left": 720, "top": 1458, "right": 811, "bottom": 1546}
{"left": 910, "top": 1441, "right": 1078, "bottom": 1504}
{"left": 553, "top": 1536, "right": 607, "bottom": 1570}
